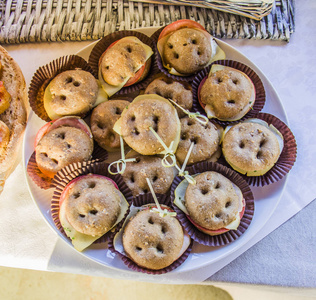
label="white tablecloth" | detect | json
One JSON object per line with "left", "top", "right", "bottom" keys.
{"left": 1, "top": 0, "right": 315, "bottom": 286}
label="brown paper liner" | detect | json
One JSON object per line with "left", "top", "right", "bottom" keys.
{"left": 88, "top": 30, "right": 158, "bottom": 96}
{"left": 152, "top": 27, "right": 221, "bottom": 83}
{"left": 50, "top": 160, "right": 133, "bottom": 246}
{"left": 191, "top": 60, "right": 266, "bottom": 126}
{"left": 108, "top": 193, "right": 193, "bottom": 274}
{"left": 221, "top": 113, "right": 297, "bottom": 186}
{"left": 28, "top": 55, "right": 96, "bottom": 122}
{"left": 27, "top": 140, "right": 108, "bottom": 190}
{"left": 170, "top": 161, "right": 255, "bottom": 247}
{"left": 27, "top": 152, "right": 54, "bottom": 189}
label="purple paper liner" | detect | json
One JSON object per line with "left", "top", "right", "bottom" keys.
{"left": 88, "top": 30, "right": 159, "bottom": 96}
{"left": 26, "top": 140, "right": 108, "bottom": 190}
{"left": 108, "top": 193, "right": 193, "bottom": 274}
{"left": 221, "top": 112, "right": 297, "bottom": 187}
{"left": 170, "top": 161, "right": 255, "bottom": 247}
{"left": 191, "top": 60, "right": 266, "bottom": 126}
{"left": 51, "top": 160, "right": 133, "bottom": 246}
{"left": 28, "top": 55, "right": 96, "bottom": 122}
{"left": 132, "top": 193, "right": 171, "bottom": 207}
{"left": 151, "top": 27, "right": 220, "bottom": 83}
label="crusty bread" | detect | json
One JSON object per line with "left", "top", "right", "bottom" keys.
{"left": 0, "top": 46, "right": 28, "bottom": 193}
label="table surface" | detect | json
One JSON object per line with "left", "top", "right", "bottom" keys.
{"left": 1, "top": 0, "right": 315, "bottom": 288}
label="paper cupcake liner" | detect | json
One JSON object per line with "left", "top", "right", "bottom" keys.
{"left": 88, "top": 30, "right": 158, "bottom": 96}
{"left": 132, "top": 193, "right": 172, "bottom": 207}
{"left": 26, "top": 141, "right": 108, "bottom": 190}
{"left": 221, "top": 113, "right": 297, "bottom": 186}
{"left": 27, "top": 152, "right": 54, "bottom": 189}
{"left": 51, "top": 160, "right": 133, "bottom": 245}
{"left": 191, "top": 60, "right": 266, "bottom": 126}
{"left": 28, "top": 55, "right": 96, "bottom": 122}
{"left": 170, "top": 161, "right": 255, "bottom": 247}
{"left": 108, "top": 193, "right": 193, "bottom": 274}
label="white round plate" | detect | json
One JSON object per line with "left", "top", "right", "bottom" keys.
{"left": 23, "top": 28, "right": 288, "bottom": 274}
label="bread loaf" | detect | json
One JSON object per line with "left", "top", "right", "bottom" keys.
{"left": 0, "top": 46, "right": 28, "bottom": 193}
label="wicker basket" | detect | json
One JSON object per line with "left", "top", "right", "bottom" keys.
{"left": 0, "top": 0, "right": 294, "bottom": 44}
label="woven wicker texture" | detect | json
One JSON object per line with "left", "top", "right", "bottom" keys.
{"left": 0, "top": 0, "right": 294, "bottom": 44}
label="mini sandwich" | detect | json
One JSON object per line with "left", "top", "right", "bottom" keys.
{"left": 198, "top": 64, "right": 256, "bottom": 121}
{"left": 157, "top": 19, "right": 225, "bottom": 76}
{"left": 98, "top": 36, "right": 153, "bottom": 97}
{"left": 174, "top": 171, "right": 245, "bottom": 236}
{"left": 43, "top": 69, "right": 107, "bottom": 120}
{"left": 58, "top": 174, "right": 129, "bottom": 251}
{"left": 114, "top": 203, "right": 191, "bottom": 271}
{"left": 221, "top": 119, "right": 284, "bottom": 176}
{"left": 113, "top": 94, "right": 181, "bottom": 156}
{"left": 34, "top": 116, "right": 94, "bottom": 178}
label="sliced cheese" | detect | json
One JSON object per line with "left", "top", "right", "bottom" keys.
{"left": 94, "top": 81, "right": 108, "bottom": 107}
{"left": 99, "top": 36, "right": 153, "bottom": 97}
{"left": 174, "top": 175, "right": 244, "bottom": 231}
{"left": 59, "top": 189, "right": 129, "bottom": 252}
{"left": 43, "top": 83, "right": 63, "bottom": 120}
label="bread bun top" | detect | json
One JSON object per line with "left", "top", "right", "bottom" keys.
{"left": 175, "top": 117, "right": 221, "bottom": 165}
{"left": 200, "top": 67, "right": 255, "bottom": 120}
{"left": 162, "top": 28, "right": 212, "bottom": 75}
{"left": 35, "top": 126, "right": 93, "bottom": 178}
{"left": 122, "top": 152, "right": 176, "bottom": 197}
{"left": 118, "top": 95, "right": 180, "bottom": 155}
{"left": 47, "top": 70, "right": 98, "bottom": 116}
{"left": 222, "top": 121, "right": 281, "bottom": 174}
{"left": 122, "top": 207, "right": 184, "bottom": 270}
{"left": 100, "top": 39, "right": 148, "bottom": 86}
{"left": 91, "top": 100, "right": 130, "bottom": 151}
{"left": 185, "top": 171, "right": 241, "bottom": 230}
{"left": 63, "top": 174, "right": 122, "bottom": 237}
{"left": 144, "top": 75, "right": 193, "bottom": 117}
